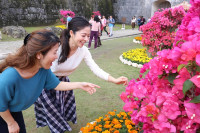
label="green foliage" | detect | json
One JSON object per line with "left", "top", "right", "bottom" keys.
{"left": 98, "top": 0, "right": 114, "bottom": 17}
{"left": 189, "top": 95, "right": 200, "bottom": 103}
{"left": 177, "top": 64, "right": 185, "bottom": 72}
{"left": 167, "top": 73, "right": 178, "bottom": 84}
{"left": 183, "top": 79, "right": 194, "bottom": 95}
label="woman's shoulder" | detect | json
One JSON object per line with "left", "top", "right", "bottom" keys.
{"left": 80, "top": 46, "right": 89, "bottom": 52}
{"left": 1, "top": 67, "right": 18, "bottom": 76}
{"left": 0, "top": 67, "right": 19, "bottom": 84}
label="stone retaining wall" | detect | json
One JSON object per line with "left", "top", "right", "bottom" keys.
{"left": 0, "top": 0, "right": 114, "bottom": 27}
{"left": 113, "top": 0, "right": 190, "bottom": 24}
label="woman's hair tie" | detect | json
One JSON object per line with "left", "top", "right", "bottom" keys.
{"left": 24, "top": 34, "right": 31, "bottom": 46}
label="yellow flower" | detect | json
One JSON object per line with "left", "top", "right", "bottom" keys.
{"left": 55, "top": 25, "right": 66, "bottom": 29}
{"left": 122, "top": 48, "right": 151, "bottom": 64}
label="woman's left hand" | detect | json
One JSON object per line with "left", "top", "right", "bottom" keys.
{"left": 114, "top": 76, "right": 128, "bottom": 85}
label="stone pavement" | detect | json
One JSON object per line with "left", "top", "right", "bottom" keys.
{"left": 0, "top": 29, "right": 142, "bottom": 60}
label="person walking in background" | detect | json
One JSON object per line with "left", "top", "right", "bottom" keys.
{"left": 140, "top": 16, "right": 146, "bottom": 26}
{"left": 131, "top": 16, "right": 136, "bottom": 30}
{"left": 0, "top": 29, "right": 98, "bottom": 133}
{"left": 101, "top": 15, "right": 108, "bottom": 35}
{"left": 137, "top": 16, "right": 141, "bottom": 30}
{"left": 108, "top": 16, "right": 115, "bottom": 37}
{"left": 88, "top": 15, "right": 101, "bottom": 49}
{"left": 34, "top": 17, "right": 128, "bottom": 133}
{"left": 66, "top": 13, "right": 72, "bottom": 28}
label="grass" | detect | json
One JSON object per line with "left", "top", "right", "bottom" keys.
{"left": 0, "top": 21, "right": 63, "bottom": 42}
{"left": 0, "top": 23, "right": 135, "bottom": 42}
{"left": 23, "top": 36, "right": 144, "bottom": 133}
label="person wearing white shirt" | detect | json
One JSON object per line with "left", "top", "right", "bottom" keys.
{"left": 101, "top": 15, "right": 109, "bottom": 35}
{"left": 131, "top": 16, "right": 136, "bottom": 30}
{"left": 34, "top": 16, "right": 128, "bottom": 133}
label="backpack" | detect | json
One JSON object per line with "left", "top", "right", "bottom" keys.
{"left": 110, "top": 18, "right": 115, "bottom": 26}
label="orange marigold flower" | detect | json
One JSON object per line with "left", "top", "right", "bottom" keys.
{"left": 104, "top": 124, "right": 112, "bottom": 128}
{"left": 119, "top": 120, "right": 123, "bottom": 123}
{"left": 129, "top": 130, "right": 138, "bottom": 133}
{"left": 109, "top": 111, "right": 115, "bottom": 116}
{"left": 105, "top": 121, "right": 111, "bottom": 125}
{"left": 109, "top": 128, "right": 115, "bottom": 131}
{"left": 112, "top": 118, "right": 120, "bottom": 125}
{"left": 98, "top": 127, "right": 102, "bottom": 132}
{"left": 95, "top": 126, "right": 99, "bottom": 130}
{"left": 104, "top": 117, "right": 110, "bottom": 121}
{"left": 120, "top": 112, "right": 127, "bottom": 116}
{"left": 114, "top": 124, "right": 122, "bottom": 129}
{"left": 102, "top": 130, "right": 111, "bottom": 133}
{"left": 117, "top": 114, "right": 121, "bottom": 118}
{"left": 125, "top": 120, "right": 133, "bottom": 125}
{"left": 127, "top": 124, "right": 133, "bottom": 129}
{"left": 113, "top": 130, "right": 120, "bottom": 133}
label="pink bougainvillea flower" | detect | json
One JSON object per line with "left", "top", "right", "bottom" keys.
{"left": 190, "top": 75, "right": 200, "bottom": 88}
{"left": 120, "top": 1, "right": 200, "bottom": 132}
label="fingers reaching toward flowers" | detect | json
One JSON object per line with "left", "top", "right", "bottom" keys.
{"left": 79, "top": 82, "right": 100, "bottom": 95}
{"left": 115, "top": 76, "right": 129, "bottom": 85}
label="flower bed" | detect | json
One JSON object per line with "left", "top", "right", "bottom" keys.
{"left": 80, "top": 110, "right": 141, "bottom": 133}
{"left": 119, "top": 48, "right": 151, "bottom": 68}
{"left": 133, "top": 36, "right": 142, "bottom": 44}
{"left": 55, "top": 25, "right": 66, "bottom": 29}
{"left": 120, "top": 1, "right": 200, "bottom": 132}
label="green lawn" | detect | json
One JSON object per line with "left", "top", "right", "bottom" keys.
{"left": 23, "top": 36, "right": 144, "bottom": 133}
{"left": 0, "top": 23, "right": 135, "bottom": 42}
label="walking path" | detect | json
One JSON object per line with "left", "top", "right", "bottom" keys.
{"left": 0, "top": 29, "right": 142, "bottom": 60}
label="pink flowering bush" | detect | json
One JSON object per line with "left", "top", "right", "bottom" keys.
{"left": 140, "top": 7, "right": 185, "bottom": 56}
{"left": 92, "top": 11, "right": 101, "bottom": 16}
{"left": 121, "top": 0, "right": 200, "bottom": 132}
{"left": 59, "top": 10, "right": 75, "bottom": 24}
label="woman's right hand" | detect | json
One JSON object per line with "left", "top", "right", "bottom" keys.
{"left": 8, "top": 120, "right": 20, "bottom": 133}
{"left": 79, "top": 82, "right": 100, "bottom": 95}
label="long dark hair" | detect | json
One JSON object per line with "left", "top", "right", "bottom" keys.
{"left": 59, "top": 16, "right": 90, "bottom": 64}
{"left": 94, "top": 15, "right": 101, "bottom": 23}
{"left": 0, "top": 29, "right": 60, "bottom": 72}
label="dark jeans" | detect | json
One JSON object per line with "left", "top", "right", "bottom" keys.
{"left": 0, "top": 111, "right": 26, "bottom": 133}
{"left": 101, "top": 26, "right": 108, "bottom": 35}
{"left": 88, "top": 31, "right": 98, "bottom": 48}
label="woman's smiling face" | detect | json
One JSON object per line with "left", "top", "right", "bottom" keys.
{"left": 70, "top": 26, "right": 91, "bottom": 48}
{"left": 38, "top": 43, "right": 59, "bottom": 69}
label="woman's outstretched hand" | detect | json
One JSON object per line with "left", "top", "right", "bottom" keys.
{"left": 79, "top": 82, "right": 100, "bottom": 95}
{"left": 111, "top": 76, "right": 128, "bottom": 85}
